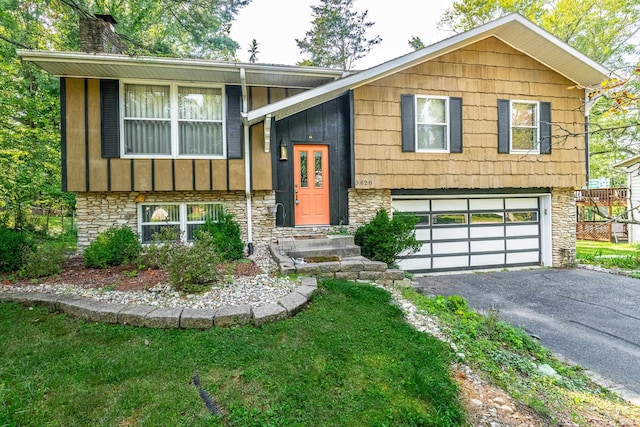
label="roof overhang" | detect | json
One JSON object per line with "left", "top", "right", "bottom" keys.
{"left": 16, "top": 50, "right": 346, "bottom": 89}
{"left": 613, "top": 154, "right": 640, "bottom": 169}
{"left": 247, "top": 13, "right": 611, "bottom": 125}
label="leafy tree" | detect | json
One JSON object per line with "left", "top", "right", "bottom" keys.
{"left": 0, "top": 0, "right": 252, "bottom": 232}
{"left": 296, "top": 0, "right": 381, "bottom": 70}
{"left": 438, "top": 0, "right": 639, "bottom": 67}
{"left": 248, "top": 38, "right": 259, "bottom": 63}
{"left": 408, "top": 35, "right": 425, "bottom": 51}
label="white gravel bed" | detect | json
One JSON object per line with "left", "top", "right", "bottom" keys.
{"left": 2, "top": 245, "right": 301, "bottom": 310}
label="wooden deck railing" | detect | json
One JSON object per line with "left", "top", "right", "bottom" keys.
{"left": 575, "top": 188, "right": 628, "bottom": 206}
{"left": 576, "top": 221, "right": 628, "bottom": 242}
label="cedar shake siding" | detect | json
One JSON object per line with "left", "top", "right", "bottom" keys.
{"left": 61, "top": 78, "right": 305, "bottom": 193}
{"left": 353, "top": 37, "right": 586, "bottom": 190}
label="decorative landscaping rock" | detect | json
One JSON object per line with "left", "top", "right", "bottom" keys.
{"left": 0, "top": 277, "right": 318, "bottom": 329}
{"left": 144, "top": 307, "right": 182, "bottom": 329}
{"left": 180, "top": 308, "right": 215, "bottom": 329}
{"left": 252, "top": 303, "right": 287, "bottom": 326}
{"left": 118, "top": 305, "right": 157, "bottom": 327}
{"left": 214, "top": 305, "right": 252, "bottom": 327}
{"left": 278, "top": 292, "right": 308, "bottom": 316}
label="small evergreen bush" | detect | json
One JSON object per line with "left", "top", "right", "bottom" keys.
{"left": 139, "top": 226, "right": 181, "bottom": 269}
{"left": 196, "top": 210, "right": 244, "bottom": 261}
{"left": 19, "top": 244, "right": 67, "bottom": 279}
{"left": 0, "top": 226, "right": 34, "bottom": 273}
{"left": 167, "top": 231, "right": 220, "bottom": 293}
{"left": 83, "top": 225, "right": 142, "bottom": 268}
{"left": 354, "top": 209, "right": 421, "bottom": 266}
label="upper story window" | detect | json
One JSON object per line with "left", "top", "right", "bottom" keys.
{"left": 401, "top": 94, "right": 463, "bottom": 154}
{"left": 498, "top": 99, "right": 551, "bottom": 155}
{"left": 510, "top": 101, "right": 539, "bottom": 153}
{"left": 416, "top": 96, "right": 449, "bottom": 152}
{"left": 122, "top": 82, "right": 225, "bottom": 158}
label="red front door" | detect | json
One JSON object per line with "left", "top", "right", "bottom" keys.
{"left": 293, "top": 144, "right": 330, "bottom": 225}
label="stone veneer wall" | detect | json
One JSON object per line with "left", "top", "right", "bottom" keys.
{"left": 76, "top": 191, "right": 249, "bottom": 252}
{"left": 348, "top": 189, "right": 392, "bottom": 227}
{"left": 551, "top": 187, "right": 577, "bottom": 267}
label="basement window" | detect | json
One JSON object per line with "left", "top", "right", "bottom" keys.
{"left": 138, "top": 202, "right": 225, "bottom": 243}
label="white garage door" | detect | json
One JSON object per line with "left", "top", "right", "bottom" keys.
{"left": 392, "top": 196, "right": 544, "bottom": 273}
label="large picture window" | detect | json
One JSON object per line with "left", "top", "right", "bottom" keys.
{"left": 122, "top": 82, "right": 225, "bottom": 158}
{"left": 138, "top": 202, "right": 225, "bottom": 243}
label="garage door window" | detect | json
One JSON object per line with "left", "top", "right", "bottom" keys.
{"left": 507, "top": 211, "right": 538, "bottom": 222}
{"left": 432, "top": 213, "right": 467, "bottom": 225}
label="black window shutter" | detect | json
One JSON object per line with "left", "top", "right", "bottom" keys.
{"left": 100, "top": 79, "right": 120, "bottom": 158}
{"left": 539, "top": 101, "right": 552, "bottom": 154}
{"left": 401, "top": 94, "right": 416, "bottom": 152}
{"left": 449, "top": 97, "right": 463, "bottom": 153}
{"left": 226, "top": 85, "right": 243, "bottom": 159}
{"left": 497, "top": 99, "right": 510, "bottom": 154}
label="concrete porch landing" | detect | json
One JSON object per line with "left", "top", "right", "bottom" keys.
{"left": 270, "top": 235, "right": 408, "bottom": 284}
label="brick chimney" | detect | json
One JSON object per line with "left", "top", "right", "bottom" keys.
{"left": 79, "top": 14, "right": 126, "bottom": 54}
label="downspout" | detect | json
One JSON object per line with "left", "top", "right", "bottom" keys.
{"left": 584, "top": 88, "right": 595, "bottom": 187}
{"left": 240, "top": 68, "right": 254, "bottom": 255}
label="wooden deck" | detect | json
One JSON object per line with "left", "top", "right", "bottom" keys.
{"left": 575, "top": 188, "right": 628, "bottom": 242}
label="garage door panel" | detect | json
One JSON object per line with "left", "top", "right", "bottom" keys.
{"left": 432, "top": 241, "right": 469, "bottom": 255}
{"left": 469, "top": 198, "right": 503, "bottom": 210}
{"left": 506, "top": 224, "right": 538, "bottom": 237}
{"left": 432, "top": 199, "right": 467, "bottom": 211}
{"left": 471, "top": 254, "right": 505, "bottom": 266}
{"left": 433, "top": 228, "right": 468, "bottom": 240}
{"left": 415, "top": 228, "right": 431, "bottom": 240}
{"left": 506, "top": 238, "right": 539, "bottom": 251}
{"left": 506, "top": 251, "right": 539, "bottom": 264}
{"left": 470, "top": 226, "right": 505, "bottom": 239}
{"left": 393, "top": 199, "right": 429, "bottom": 212}
{"left": 397, "top": 257, "right": 430, "bottom": 271}
{"left": 470, "top": 239, "right": 505, "bottom": 252}
{"left": 433, "top": 256, "right": 469, "bottom": 269}
{"left": 505, "top": 198, "right": 538, "bottom": 209}
{"left": 404, "top": 243, "right": 430, "bottom": 256}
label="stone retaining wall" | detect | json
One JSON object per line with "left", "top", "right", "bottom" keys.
{"left": 0, "top": 277, "right": 317, "bottom": 328}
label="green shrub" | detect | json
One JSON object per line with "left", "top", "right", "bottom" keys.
{"left": 19, "top": 244, "right": 67, "bottom": 279}
{"left": 83, "top": 226, "right": 142, "bottom": 269}
{"left": 196, "top": 210, "right": 244, "bottom": 261}
{"left": 139, "top": 226, "right": 181, "bottom": 269}
{"left": 354, "top": 209, "right": 421, "bottom": 266}
{"left": 0, "top": 226, "right": 34, "bottom": 273}
{"left": 167, "top": 231, "right": 220, "bottom": 293}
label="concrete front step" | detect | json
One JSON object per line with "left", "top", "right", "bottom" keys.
{"left": 288, "top": 246, "right": 361, "bottom": 259}
{"left": 281, "top": 234, "right": 355, "bottom": 250}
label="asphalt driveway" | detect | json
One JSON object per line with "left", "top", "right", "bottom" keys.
{"left": 413, "top": 268, "right": 640, "bottom": 403}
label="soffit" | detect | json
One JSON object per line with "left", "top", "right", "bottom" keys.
{"left": 16, "top": 50, "right": 345, "bottom": 89}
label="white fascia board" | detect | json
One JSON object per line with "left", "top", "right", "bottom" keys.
{"left": 613, "top": 154, "right": 640, "bottom": 169}
{"left": 16, "top": 49, "right": 345, "bottom": 82}
{"left": 247, "top": 13, "right": 611, "bottom": 125}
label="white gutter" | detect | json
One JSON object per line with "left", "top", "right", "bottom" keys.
{"left": 240, "top": 68, "right": 254, "bottom": 255}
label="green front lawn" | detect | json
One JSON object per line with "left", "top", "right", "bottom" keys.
{"left": 576, "top": 240, "right": 640, "bottom": 271}
{"left": 0, "top": 279, "right": 464, "bottom": 427}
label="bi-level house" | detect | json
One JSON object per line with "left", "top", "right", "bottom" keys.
{"left": 19, "top": 13, "right": 609, "bottom": 274}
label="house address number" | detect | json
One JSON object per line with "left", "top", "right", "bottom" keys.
{"left": 355, "top": 176, "right": 375, "bottom": 187}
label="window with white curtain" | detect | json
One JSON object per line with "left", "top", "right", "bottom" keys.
{"left": 138, "top": 202, "right": 225, "bottom": 243}
{"left": 122, "top": 82, "right": 225, "bottom": 158}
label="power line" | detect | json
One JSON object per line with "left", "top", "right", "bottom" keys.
{"left": 0, "top": 34, "right": 33, "bottom": 50}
